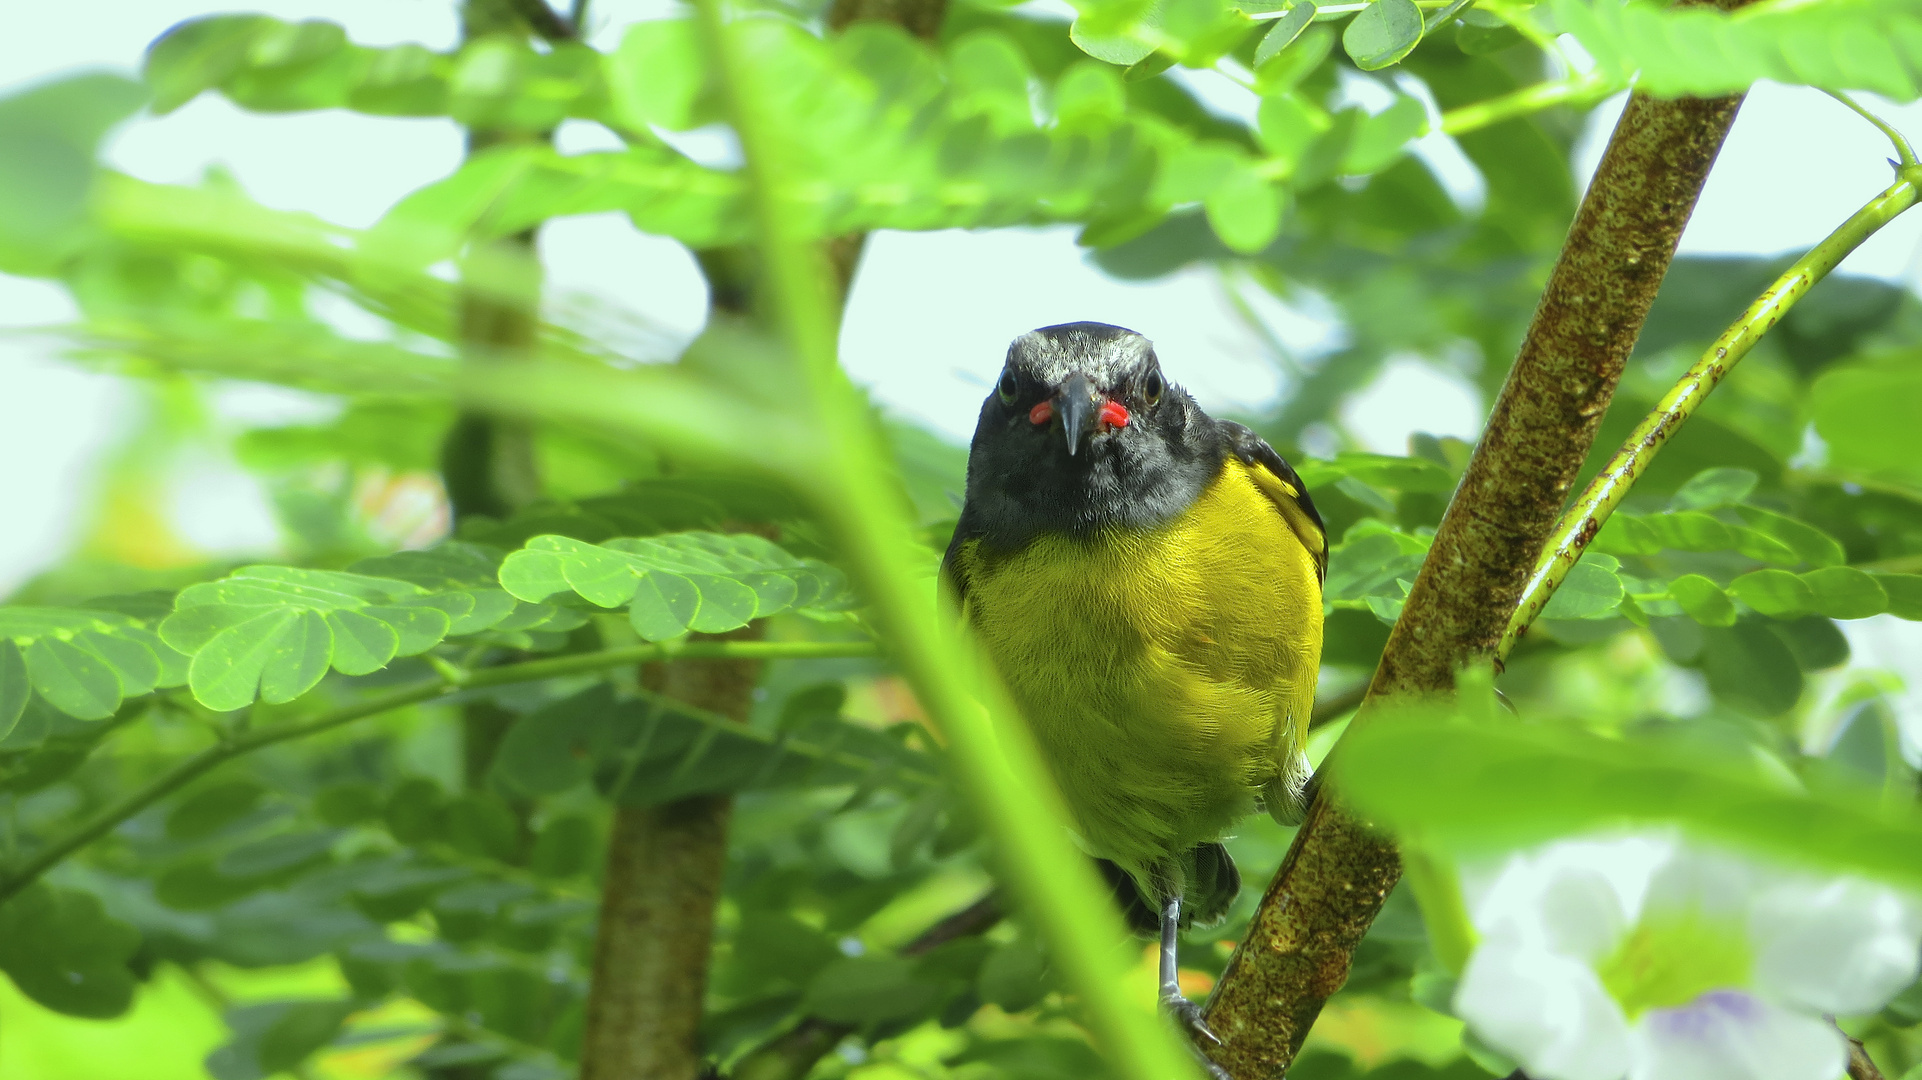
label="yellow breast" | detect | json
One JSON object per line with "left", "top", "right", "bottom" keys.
{"left": 955, "top": 459, "right": 1323, "bottom": 874}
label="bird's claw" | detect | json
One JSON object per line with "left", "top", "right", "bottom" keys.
{"left": 1161, "top": 991, "right": 1230, "bottom": 1078}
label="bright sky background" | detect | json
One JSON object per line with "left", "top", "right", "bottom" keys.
{"left": 5, "top": 0, "right": 1922, "bottom": 623}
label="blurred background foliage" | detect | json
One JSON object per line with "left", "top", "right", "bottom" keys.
{"left": 5, "top": 0, "right": 1922, "bottom": 1076}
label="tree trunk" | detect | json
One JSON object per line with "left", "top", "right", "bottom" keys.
{"left": 1199, "top": 85, "right": 1748, "bottom": 1080}
{"left": 578, "top": 627, "right": 765, "bottom": 1080}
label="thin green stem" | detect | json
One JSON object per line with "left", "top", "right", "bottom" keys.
{"left": 1825, "top": 90, "right": 1918, "bottom": 168}
{"left": 691, "top": 3, "right": 1199, "bottom": 1079}
{"left": 0, "top": 638, "right": 875, "bottom": 903}
{"left": 1246, "top": 0, "right": 1454, "bottom": 14}
{"left": 1399, "top": 847, "right": 1475, "bottom": 975}
{"left": 1439, "top": 72, "right": 1620, "bottom": 137}
{"left": 1498, "top": 170, "right": 1922, "bottom": 660}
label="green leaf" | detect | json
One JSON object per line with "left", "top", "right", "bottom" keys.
{"left": 1295, "top": 453, "right": 1457, "bottom": 494}
{"left": 1341, "top": 94, "right": 1425, "bottom": 176}
{"left": 444, "top": 793, "right": 520, "bottom": 863}
{"left": 1203, "top": 165, "right": 1283, "bottom": 254}
{"left": 1640, "top": 511, "right": 1734, "bottom": 553}
{"left": 168, "top": 780, "right": 270, "bottom": 840}
{"left": 1669, "top": 467, "right": 1757, "bottom": 510}
{"left": 1541, "top": 557, "right": 1624, "bottom": 620}
{"left": 1877, "top": 574, "right": 1922, "bottom": 620}
{"left": 607, "top": 19, "right": 708, "bottom": 131}
{"left": 1455, "top": 8, "right": 1522, "bottom": 53}
{"left": 1701, "top": 621, "right": 1802, "bottom": 717}
{"left": 0, "top": 73, "right": 147, "bottom": 276}
{"left": 0, "top": 883, "right": 139, "bottom": 1018}
{"left": 1338, "top": 715, "right": 1922, "bottom": 894}
{"left": 1070, "top": 0, "right": 1168, "bottom": 66}
{"left": 530, "top": 815, "right": 599, "bottom": 879}
{"left": 217, "top": 829, "right": 341, "bottom": 879}
{"left": 1667, "top": 574, "right": 1736, "bottom": 627}
{"left": 348, "top": 43, "right": 448, "bottom": 116}
{"left": 804, "top": 956, "right": 942, "bottom": 1024}
{"left": 494, "top": 684, "right": 934, "bottom": 804}
{"left": 1813, "top": 366, "right": 1922, "bottom": 488}
{"left": 185, "top": 608, "right": 312, "bottom": 711}
{"left": 1768, "top": 616, "right": 1850, "bottom": 672}
{"left": 1727, "top": 569, "right": 1814, "bottom": 618}
{"left": 978, "top": 936, "right": 1052, "bottom": 1012}
{"left": 383, "top": 778, "right": 448, "bottom": 845}
{"left": 0, "top": 607, "right": 188, "bottom": 719}
{"left": 1254, "top": 3, "right": 1318, "bottom": 67}
{"left": 498, "top": 532, "right": 855, "bottom": 642}
{"left": 0, "top": 641, "right": 25, "bottom": 741}
{"left": 206, "top": 999, "right": 356, "bottom": 1080}
{"left": 1733, "top": 507, "right": 1845, "bottom": 568}
{"left": 1803, "top": 567, "right": 1889, "bottom": 620}
{"left": 23, "top": 637, "right": 121, "bottom": 721}
{"left": 1256, "top": 91, "right": 1325, "bottom": 166}
{"left": 1342, "top": 0, "right": 1424, "bottom": 70}
{"left": 161, "top": 562, "right": 497, "bottom": 710}
{"left": 320, "top": 611, "right": 398, "bottom": 676}
{"left": 1555, "top": 0, "right": 1922, "bottom": 102}
{"left": 143, "top": 15, "right": 275, "bottom": 112}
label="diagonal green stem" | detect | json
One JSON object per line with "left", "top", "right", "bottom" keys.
{"left": 689, "top": 4, "right": 1200, "bottom": 1079}
{"left": 1499, "top": 169, "right": 1922, "bottom": 660}
{"left": 0, "top": 639, "right": 875, "bottom": 904}
{"left": 1439, "top": 72, "right": 1620, "bottom": 137}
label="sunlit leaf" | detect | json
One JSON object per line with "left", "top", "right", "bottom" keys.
{"left": 1339, "top": 715, "right": 1922, "bottom": 891}
{"left": 1343, "top": 0, "right": 1424, "bottom": 71}
{"left": 1254, "top": 3, "right": 1318, "bottom": 67}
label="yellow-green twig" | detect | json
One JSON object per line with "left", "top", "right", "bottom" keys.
{"left": 1500, "top": 168, "right": 1922, "bottom": 659}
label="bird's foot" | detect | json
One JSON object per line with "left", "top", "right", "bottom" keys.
{"left": 1161, "top": 990, "right": 1230, "bottom": 1080}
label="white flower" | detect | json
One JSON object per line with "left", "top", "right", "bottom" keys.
{"left": 1453, "top": 833, "right": 1922, "bottom": 1080}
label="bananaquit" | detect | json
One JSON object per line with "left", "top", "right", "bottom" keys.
{"left": 942, "top": 322, "right": 1326, "bottom": 1043}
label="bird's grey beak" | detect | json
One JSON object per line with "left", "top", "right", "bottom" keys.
{"left": 1058, "top": 371, "right": 1096, "bottom": 456}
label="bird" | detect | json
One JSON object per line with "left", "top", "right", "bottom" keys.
{"left": 941, "top": 321, "right": 1326, "bottom": 1059}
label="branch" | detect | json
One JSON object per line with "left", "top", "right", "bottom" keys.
{"left": 580, "top": 621, "right": 767, "bottom": 1080}
{"left": 1202, "top": 82, "right": 1749, "bottom": 1079}
{"left": 0, "top": 639, "right": 876, "bottom": 905}
{"left": 726, "top": 893, "right": 1002, "bottom": 1080}
{"left": 1845, "top": 1028, "right": 1887, "bottom": 1080}
{"left": 1501, "top": 166, "right": 1922, "bottom": 657}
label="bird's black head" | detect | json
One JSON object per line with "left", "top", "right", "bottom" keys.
{"left": 958, "top": 321, "right": 1226, "bottom": 550}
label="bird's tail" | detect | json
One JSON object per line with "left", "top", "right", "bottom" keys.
{"left": 1095, "top": 842, "right": 1242, "bottom": 935}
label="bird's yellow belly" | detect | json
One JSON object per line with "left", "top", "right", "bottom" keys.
{"left": 956, "top": 461, "right": 1322, "bottom": 875}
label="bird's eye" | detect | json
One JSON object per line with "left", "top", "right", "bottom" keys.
{"left": 1143, "top": 370, "right": 1165, "bottom": 405}
{"left": 997, "top": 369, "right": 1019, "bottom": 404}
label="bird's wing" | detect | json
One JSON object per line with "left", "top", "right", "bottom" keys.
{"left": 1220, "top": 421, "right": 1328, "bottom": 583}
{"left": 938, "top": 515, "right": 973, "bottom": 612}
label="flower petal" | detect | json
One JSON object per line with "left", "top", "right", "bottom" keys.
{"left": 1465, "top": 833, "right": 1665, "bottom": 958}
{"left": 1640, "top": 845, "right": 1754, "bottom": 922}
{"left": 1751, "top": 876, "right": 1922, "bottom": 1015}
{"left": 1541, "top": 866, "right": 1631, "bottom": 963}
{"left": 1457, "top": 940, "right": 1632, "bottom": 1080}
{"left": 1629, "top": 991, "right": 1842, "bottom": 1080}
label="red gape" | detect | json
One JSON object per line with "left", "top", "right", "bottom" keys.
{"left": 1100, "top": 400, "right": 1130, "bottom": 428}
{"left": 1029, "top": 401, "right": 1053, "bottom": 425}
